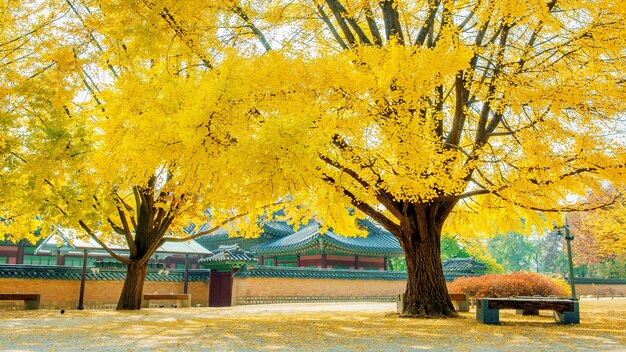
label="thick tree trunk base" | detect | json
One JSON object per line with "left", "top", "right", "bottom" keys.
{"left": 116, "top": 261, "right": 148, "bottom": 310}
{"left": 402, "top": 241, "right": 459, "bottom": 318}
{"left": 399, "top": 311, "right": 459, "bottom": 319}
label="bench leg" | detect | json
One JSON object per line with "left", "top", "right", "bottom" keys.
{"left": 24, "top": 300, "right": 39, "bottom": 310}
{"left": 476, "top": 299, "right": 500, "bottom": 324}
{"left": 554, "top": 301, "right": 579, "bottom": 324}
{"left": 453, "top": 300, "right": 470, "bottom": 312}
{"left": 141, "top": 299, "right": 150, "bottom": 308}
{"left": 24, "top": 295, "right": 40, "bottom": 310}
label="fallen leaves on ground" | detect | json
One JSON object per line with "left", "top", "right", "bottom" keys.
{"left": 0, "top": 299, "right": 624, "bottom": 351}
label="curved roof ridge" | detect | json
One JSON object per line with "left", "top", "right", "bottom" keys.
{"left": 321, "top": 229, "right": 403, "bottom": 256}
{"left": 250, "top": 223, "right": 322, "bottom": 254}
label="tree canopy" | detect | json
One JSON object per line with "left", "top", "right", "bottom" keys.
{"left": 1, "top": 0, "right": 294, "bottom": 309}
{"left": 2, "top": 0, "right": 626, "bottom": 314}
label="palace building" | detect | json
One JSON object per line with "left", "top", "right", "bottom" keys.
{"left": 195, "top": 218, "right": 405, "bottom": 271}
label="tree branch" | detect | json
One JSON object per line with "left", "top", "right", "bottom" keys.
{"left": 326, "top": 0, "right": 371, "bottom": 45}
{"left": 322, "top": 174, "right": 401, "bottom": 234}
{"left": 446, "top": 71, "right": 468, "bottom": 146}
{"left": 415, "top": 0, "right": 440, "bottom": 46}
{"left": 116, "top": 208, "right": 136, "bottom": 257}
{"left": 363, "top": 5, "right": 383, "bottom": 46}
{"left": 65, "top": 0, "right": 118, "bottom": 78}
{"left": 324, "top": 0, "right": 357, "bottom": 46}
{"left": 165, "top": 200, "right": 285, "bottom": 242}
{"left": 316, "top": 5, "right": 349, "bottom": 49}
{"left": 78, "top": 220, "right": 130, "bottom": 265}
{"left": 434, "top": 189, "right": 491, "bottom": 202}
{"left": 231, "top": 5, "right": 272, "bottom": 52}
{"left": 319, "top": 153, "right": 371, "bottom": 190}
{"left": 493, "top": 191, "right": 622, "bottom": 213}
{"left": 143, "top": 1, "right": 213, "bottom": 68}
{"left": 380, "top": 0, "right": 404, "bottom": 44}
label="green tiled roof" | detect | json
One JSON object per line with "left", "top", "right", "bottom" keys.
{"left": 262, "top": 221, "right": 294, "bottom": 238}
{"left": 233, "top": 266, "right": 479, "bottom": 282}
{"left": 250, "top": 221, "right": 403, "bottom": 257}
{"left": 234, "top": 266, "right": 407, "bottom": 281}
{"left": 198, "top": 245, "right": 257, "bottom": 271}
{"left": 199, "top": 245, "right": 258, "bottom": 263}
{"left": 194, "top": 227, "right": 231, "bottom": 245}
{"left": 194, "top": 220, "right": 294, "bottom": 249}
{"left": 34, "top": 227, "right": 212, "bottom": 257}
{"left": 441, "top": 258, "right": 487, "bottom": 273}
{"left": 0, "top": 265, "right": 210, "bottom": 282}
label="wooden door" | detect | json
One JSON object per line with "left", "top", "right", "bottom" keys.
{"left": 217, "top": 272, "right": 232, "bottom": 307}
{"left": 208, "top": 270, "right": 233, "bottom": 307}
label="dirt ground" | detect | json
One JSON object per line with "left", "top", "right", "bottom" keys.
{"left": 0, "top": 298, "right": 624, "bottom": 351}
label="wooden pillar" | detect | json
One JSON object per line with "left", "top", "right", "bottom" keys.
{"left": 183, "top": 254, "right": 190, "bottom": 294}
{"left": 296, "top": 254, "right": 301, "bottom": 267}
{"left": 354, "top": 255, "right": 359, "bottom": 270}
{"left": 273, "top": 256, "right": 278, "bottom": 266}
{"left": 208, "top": 269, "right": 217, "bottom": 307}
{"left": 16, "top": 241, "right": 24, "bottom": 264}
{"left": 383, "top": 257, "right": 388, "bottom": 271}
{"left": 77, "top": 249, "right": 88, "bottom": 310}
{"left": 321, "top": 254, "right": 327, "bottom": 268}
{"left": 259, "top": 255, "right": 264, "bottom": 266}
{"left": 56, "top": 250, "right": 65, "bottom": 266}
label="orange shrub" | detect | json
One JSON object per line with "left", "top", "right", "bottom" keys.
{"left": 448, "top": 272, "right": 566, "bottom": 298}
{"left": 548, "top": 276, "right": 572, "bottom": 297}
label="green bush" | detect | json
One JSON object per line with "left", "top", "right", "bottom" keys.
{"left": 448, "top": 272, "right": 566, "bottom": 298}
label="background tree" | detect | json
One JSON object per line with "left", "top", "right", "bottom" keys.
{"left": 536, "top": 229, "right": 568, "bottom": 275}
{"left": 440, "top": 234, "right": 471, "bottom": 261}
{"left": 487, "top": 232, "right": 539, "bottom": 272}
{"left": 568, "top": 188, "right": 626, "bottom": 278}
{"left": 442, "top": 235, "right": 504, "bottom": 273}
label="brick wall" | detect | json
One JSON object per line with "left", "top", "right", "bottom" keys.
{"left": 0, "top": 279, "right": 209, "bottom": 309}
{"left": 576, "top": 283, "right": 626, "bottom": 296}
{"left": 232, "top": 277, "right": 407, "bottom": 305}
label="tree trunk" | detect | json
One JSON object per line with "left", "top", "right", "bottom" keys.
{"left": 396, "top": 204, "right": 458, "bottom": 318}
{"left": 402, "top": 240, "right": 458, "bottom": 317}
{"left": 116, "top": 260, "right": 148, "bottom": 310}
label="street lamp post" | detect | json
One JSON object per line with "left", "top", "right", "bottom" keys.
{"left": 556, "top": 221, "right": 577, "bottom": 300}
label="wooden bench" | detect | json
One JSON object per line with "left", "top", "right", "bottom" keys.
{"left": 449, "top": 293, "right": 469, "bottom": 312}
{"left": 0, "top": 293, "right": 40, "bottom": 309}
{"left": 397, "top": 293, "right": 469, "bottom": 313}
{"left": 476, "top": 297, "right": 579, "bottom": 324}
{"left": 141, "top": 294, "right": 191, "bottom": 308}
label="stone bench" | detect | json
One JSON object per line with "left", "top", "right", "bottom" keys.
{"left": 476, "top": 297, "right": 579, "bottom": 324}
{"left": 142, "top": 294, "right": 191, "bottom": 308}
{"left": 0, "top": 293, "right": 40, "bottom": 309}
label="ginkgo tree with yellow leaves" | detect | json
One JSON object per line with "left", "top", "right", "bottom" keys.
{"left": 0, "top": 0, "right": 293, "bottom": 310}
{"left": 2, "top": 0, "right": 85, "bottom": 237}
{"left": 3, "top": 0, "right": 626, "bottom": 317}
{"left": 221, "top": 0, "right": 626, "bottom": 317}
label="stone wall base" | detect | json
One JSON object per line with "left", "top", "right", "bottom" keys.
{"left": 235, "top": 295, "right": 397, "bottom": 305}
